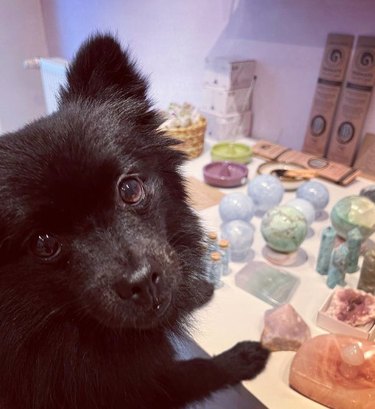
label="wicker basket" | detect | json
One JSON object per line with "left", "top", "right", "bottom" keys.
{"left": 164, "top": 117, "right": 206, "bottom": 159}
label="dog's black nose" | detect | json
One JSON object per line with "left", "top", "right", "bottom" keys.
{"left": 114, "top": 271, "right": 163, "bottom": 310}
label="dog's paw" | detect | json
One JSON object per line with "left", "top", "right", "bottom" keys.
{"left": 214, "top": 341, "right": 270, "bottom": 383}
{"left": 193, "top": 277, "right": 215, "bottom": 305}
{"left": 200, "top": 279, "right": 215, "bottom": 299}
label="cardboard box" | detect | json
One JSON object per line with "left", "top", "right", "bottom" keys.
{"left": 302, "top": 33, "right": 354, "bottom": 157}
{"left": 252, "top": 140, "right": 359, "bottom": 185}
{"left": 202, "top": 86, "right": 252, "bottom": 115}
{"left": 277, "top": 149, "right": 359, "bottom": 185}
{"left": 327, "top": 36, "right": 375, "bottom": 166}
{"left": 317, "top": 291, "right": 375, "bottom": 341}
{"left": 204, "top": 56, "right": 256, "bottom": 90}
{"left": 354, "top": 132, "right": 375, "bottom": 180}
{"left": 252, "top": 140, "right": 290, "bottom": 160}
{"left": 204, "top": 110, "right": 252, "bottom": 140}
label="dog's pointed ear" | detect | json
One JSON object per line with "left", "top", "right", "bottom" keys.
{"left": 59, "top": 33, "right": 148, "bottom": 105}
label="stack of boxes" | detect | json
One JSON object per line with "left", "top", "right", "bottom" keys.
{"left": 303, "top": 33, "right": 375, "bottom": 167}
{"left": 202, "top": 56, "right": 256, "bottom": 141}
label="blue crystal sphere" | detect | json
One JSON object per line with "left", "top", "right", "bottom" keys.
{"left": 219, "top": 193, "right": 255, "bottom": 223}
{"left": 286, "top": 198, "right": 316, "bottom": 226}
{"left": 247, "top": 174, "right": 284, "bottom": 213}
{"left": 296, "top": 181, "right": 329, "bottom": 213}
{"left": 220, "top": 220, "right": 254, "bottom": 262}
{"left": 261, "top": 205, "right": 308, "bottom": 253}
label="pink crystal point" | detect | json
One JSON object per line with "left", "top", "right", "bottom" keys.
{"left": 261, "top": 304, "right": 311, "bottom": 351}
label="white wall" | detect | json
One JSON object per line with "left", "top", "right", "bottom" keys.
{"left": 40, "top": 0, "right": 375, "bottom": 150}
{"left": 4, "top": 0, "right": 375, "bottom": 150}
{"left": 208, "top": 0, "right": 375, "bottom": 149}
{"left": 0, "top": 0, "right": 48, "bottom": 133}
{"left": 40, "top": 0, "right": 232, "bottom": 111}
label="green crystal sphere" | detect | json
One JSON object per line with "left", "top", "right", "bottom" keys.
{"left": 330, "top": 195, "right": 375, "bottom": 239}
{"left": 261, "top": 205, "right": 308, "bottom": 253}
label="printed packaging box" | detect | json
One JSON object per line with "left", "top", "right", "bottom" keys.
{"left": 251, "top": 141, "right": 359, "bottom": 185}
{"left": 202, "top": 86, "right": 252, "bottom": 116}
{"left": 252, "top": 140, "right": 290, "bottom": 160}
{"left": 354, "top": 132, "right": 375, "bottom": 180}
{"left": 204, "top": 110, "right": 252, "bottom": 140}
{"left": 204, "top": 56, "right": 256, "bottom": 90}
{"left": 277, "top": 149, "right": 359, "bottom": 185}
{"left": 302, "top": 33, "right": 354, "bottom": 157}
{"left": 327, "top": 36, "right": 375, "bottom": 166}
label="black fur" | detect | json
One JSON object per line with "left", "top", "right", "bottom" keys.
{"left": 0, "top": 34, "right": 269, "bottom": 409}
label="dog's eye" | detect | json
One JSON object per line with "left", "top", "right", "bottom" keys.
{"left": 118, "top": 177, "right": 144, "bottom": 204}
{"left": 30, "top": 234, "right": 62, "bottom": 260}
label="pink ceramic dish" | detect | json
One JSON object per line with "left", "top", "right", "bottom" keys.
{"left": 203, "top": 161, "right": 248, "bottom": 188}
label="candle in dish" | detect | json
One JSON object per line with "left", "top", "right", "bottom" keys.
{"left": 203, "top": 161, "right": 248, "bottom": 188}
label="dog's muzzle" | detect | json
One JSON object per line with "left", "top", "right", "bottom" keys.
{"left": 113, "top": 262, "right": 170, "bottom": 315}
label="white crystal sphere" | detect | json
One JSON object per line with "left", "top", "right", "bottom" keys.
{"left": 286, "top": 198, "right": 316, "bottom": 226}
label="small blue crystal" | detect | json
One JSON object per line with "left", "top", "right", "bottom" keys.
{"left": 316, "top": 226, "right": 336, "bottom": 275}
{"left": 326, "top": 244, "right": 348, "bottom": 289}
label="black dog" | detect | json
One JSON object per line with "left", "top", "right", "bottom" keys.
{"left": 0, "top": 34, "right": 269, "bottom": 409}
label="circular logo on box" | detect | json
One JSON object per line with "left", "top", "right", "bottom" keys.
{"left": 311, "top": 115, "right": 326, "bottom": 136}
{"left": 307, "top": 157, "right": 329, "bottom": 169}
{"left": 337, "top": 122, "right": 355, "bottom": 144}
{"left": 355, "top": 50, "right": 375, "bottom": 72}
{"left": 324, "top": 47, "right": 344, "bottom": 68}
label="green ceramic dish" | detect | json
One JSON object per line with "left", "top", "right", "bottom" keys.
{"left": 210, "top": 141, "right": 252, "bottom": 164}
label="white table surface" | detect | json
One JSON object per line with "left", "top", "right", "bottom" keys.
{"left": 182, "top": 137, "right": 375, "bottom": 409}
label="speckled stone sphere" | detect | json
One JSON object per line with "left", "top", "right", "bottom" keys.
{"left": 261, "top": 205, "right": 308, "bottom": 253}
{"left": 330, "top": 195, "right": 375, "bottom": 239}
{"left": 219, "top": 192, "right": 255, "bottom": 223}
{"left": 296, "top": 180, "right": 329, "bottom": 213}
{"left": 247, "top": 174, "right": 284, "bottom": 213}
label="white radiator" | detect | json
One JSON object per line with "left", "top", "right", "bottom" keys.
{"left": 25, "top": 57, "right": 68, "bottom": 114}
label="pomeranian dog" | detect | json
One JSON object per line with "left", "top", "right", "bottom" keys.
{"left": 0, "top": 34, "right": 269, "bottom": 409}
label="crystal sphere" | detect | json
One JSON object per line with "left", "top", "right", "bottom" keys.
{"left": 330, "top": 195, "right": 375, "bottom": 239}
{"left": 219, "top": 192, "right": 255, "bottom": 223}
{"left": 296, "top": 180, "right": 329, "bottom": 214}
{"left": 360, "top": 185, "right": 375, "bottom": 204}
{"left": 220, "top": 220, "right": 254, "bottom": 262}
{"left": 247, "top": 174, "right": 284, "bottom": 213}
{"left": 286, "top": 198, "right": 316, "bottom": 226}
{"left": 261, "top": 205, "right": 308, "bottom": 253}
